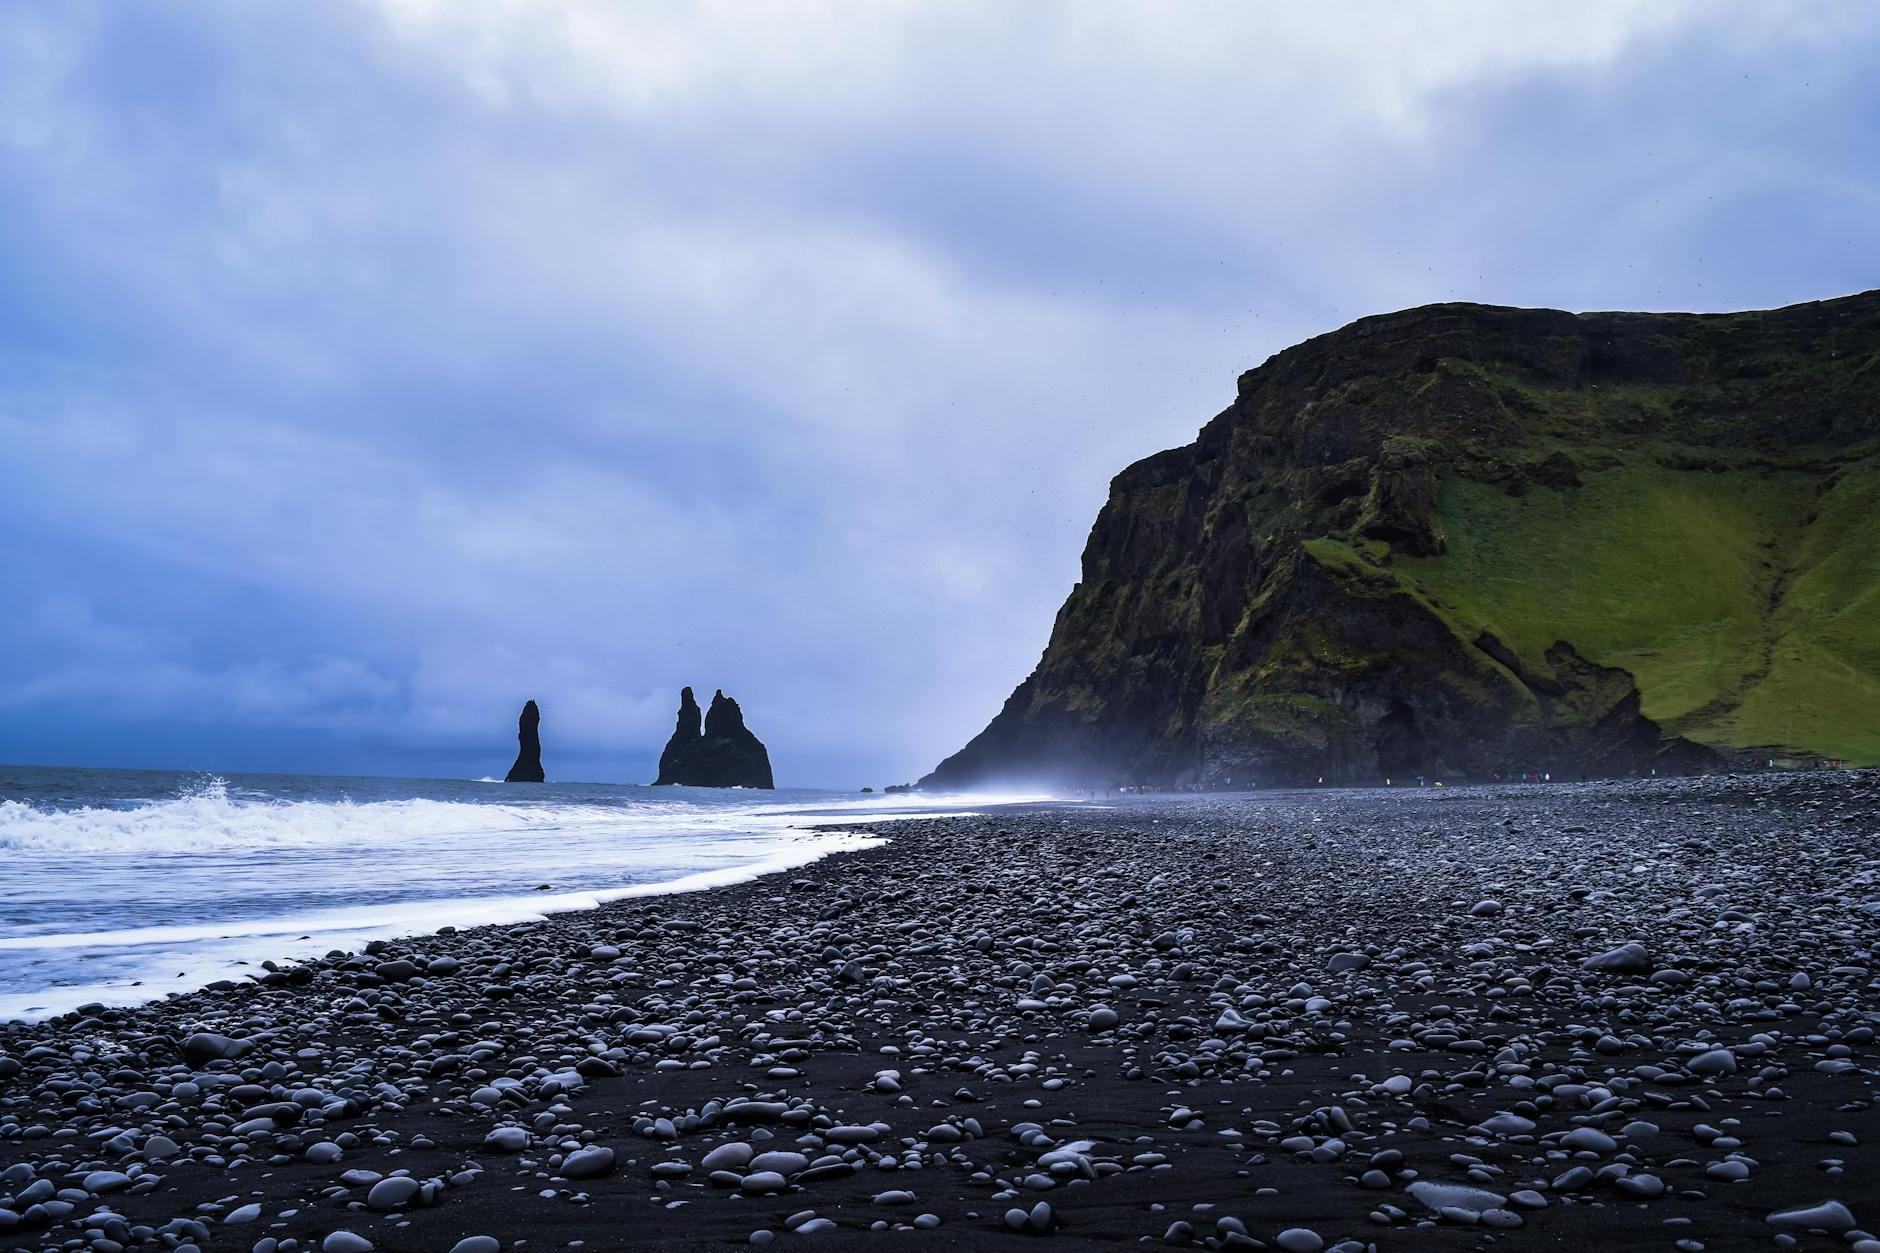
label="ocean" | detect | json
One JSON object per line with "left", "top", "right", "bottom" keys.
{"left": 0, "top": 764, "right": 1009, "bottom": 1022}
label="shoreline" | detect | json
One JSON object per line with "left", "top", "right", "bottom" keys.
{"left": 1, "top": 774, "right": 1876, "bottom": 1250}
{"left": 0, "top": 788, "right": 1037, "bottom": 1025}
{"left": 0, "top": 827, "right": 895, "bottom": 1025}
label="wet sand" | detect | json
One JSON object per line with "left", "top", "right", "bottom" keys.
{"left": 2, "top": 773, "right": 1877, "bottom": 1252}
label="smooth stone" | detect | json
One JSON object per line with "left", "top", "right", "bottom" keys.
{"left": 1560, "top": 1127, "right": 1617, "bottom": 1153}
{"left": 366, "top": 1176, "right": 421, "bottom": 1210}
{"left": 1767, "top": 1201, "right": 1856, "bottom": 1231}
{"left": 560, "top": 1146, "right": 615, "bottom": 1180}
{"left": 1407, "top": 1181, "right": 1507, "bottom": 1214}
{"left": 1582, "top": 943, "right": 1650, "bottom": 974}
{"left": 82, "top": 1171, "right": 132, "bottom": 1194}
{"left": 703, "top": 1142, "right": 754, "bottom": 1172}
{"left": 750, "top": 1151, "right": 809, "bottom": 1175}
{"left": 483, "top": 1127, "right": 529, "bottom": 1153}
{"left": 1276, "top": 1229, "right": 1324, "bottom": 1253}
{"left": 449, "top": 1240, "right": 501, "bottom": 1253}
{"left": 741, "top": 1171, "right": 788, "bottom": 1196}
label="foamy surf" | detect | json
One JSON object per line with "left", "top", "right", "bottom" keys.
{"left": 0, "top": 765, "right": 1029, "bottom": 1021}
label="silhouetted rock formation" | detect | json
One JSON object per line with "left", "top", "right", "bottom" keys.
{"left": 655, "top": 687, "right": 704, "bottom": 785}
{"left": 504, "top": 700, "right": 545, "bottom": 782}
{"left": 654, "top": 687, "right": 775, "bottom": 788}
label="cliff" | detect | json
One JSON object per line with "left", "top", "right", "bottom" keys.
{"left": 925, "top": 291, "right": 1880, "bottom": 789}
{"left": 504, "top": 700, "right": 545, "bottom": 783}
{"left": 654, "top": 687, "right": 775, "bottom": 789}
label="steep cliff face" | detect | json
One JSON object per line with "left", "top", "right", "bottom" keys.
{"left": 655, "top": 687, "right": 776, "bottom": 788}
{"left": 504, "top": 700, "right": 545, "bottom": 783}
{"left": 925, "top": 292, "right": 1880, "bottom": 789}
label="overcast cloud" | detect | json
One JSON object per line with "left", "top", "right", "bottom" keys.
{"left": 2, "top": 1, "right": 1876, "bottom": 785}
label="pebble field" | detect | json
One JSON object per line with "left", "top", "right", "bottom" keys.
{"left": 2, "top": 772, "right": 1877, "bottom": 1252}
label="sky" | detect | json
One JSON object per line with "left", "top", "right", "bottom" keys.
{"left": 2, "top": 1, "right": 1877, "bottom": 788}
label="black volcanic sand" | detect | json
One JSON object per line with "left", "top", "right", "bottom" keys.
{"left": 4, "top": 775, "right": 1879, "bottom": 1253}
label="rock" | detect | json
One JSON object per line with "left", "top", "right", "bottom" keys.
{"left": 504, "top": 700, "right": 545, "bottom": 782}
{"left": 82, "top": 1171, "right": 131, "bottom": 1194}
{"left": 366, "top": 1176, "right": 421, "bottom": 1210}
{"left": 449, "top": 1240, "right": 501, "bottom": 1253}
{"left": 1767, "top": 1201, "right": 1857, "bottom": 1232}
{"left": 323, "top": 1235, "right": 374, "bottom": 1253}
{"left": 1276, "top": 1229, "right": 1323, "bottom": 1253}
{"left": 750, "top": 1150, "right": 809, "bottom": 1174}
{"left": 181, "top": 1032, "right": 252, "bottom": 1065}
{"left": 740, "top": 1170, "right": 788, "bottom": 1195}
{"left": 702, "top": 1142, "right": 754, "bottom": 1172}
{"left": 1559, "top": 1127, "right": 1617, "bottom": 1153}
{"left": 225, "top": 1203, "right": 262, "bottom": 1223}
{"left": 1407, "top": 1181, "right": 1507, "bottom": 1215}
{"left": 654, "top": 687, "right": 776, "bottom": 788}
{"left": 1687, "top": 1047, "right": 1737, "bottom": 1076}
{"left": 560, "top": 1146, "right": 615, "bottom": 1180}
{"left": 1582, "top": 942, "right": 1651, "bottom": 974}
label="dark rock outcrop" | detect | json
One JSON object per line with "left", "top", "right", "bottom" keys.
{"left": 924, "top": 291, "right": 1880, "bottom": 789}
{"left": 654, "top": 687, "right": 774, "bottom": 788}
{"left": 504, "top": 700, "right": 545, "bottom": 783}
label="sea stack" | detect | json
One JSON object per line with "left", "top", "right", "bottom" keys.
{"left": 504, "top": 700, "right": 545, "bottom": 782}
{"left": 654, "top": 686, "right": 775, "bottom": 788}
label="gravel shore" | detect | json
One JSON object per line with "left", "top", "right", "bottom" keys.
{"left": 3, "top": 773, "right": 1878, "bottom": 1252}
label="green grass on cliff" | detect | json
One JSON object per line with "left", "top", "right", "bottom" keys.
{"left": 1396, "top": 454, "right": 1880, "bottom": 764}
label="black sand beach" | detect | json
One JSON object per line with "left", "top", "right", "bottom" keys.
{"left": 3, "top": 774, "right": 1878, "bottom": 1252}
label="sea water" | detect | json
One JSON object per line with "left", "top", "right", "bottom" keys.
{"left": 0, "top": 765, "right": 1009, "bottom": 1021}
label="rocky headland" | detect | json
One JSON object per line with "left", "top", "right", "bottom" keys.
{"left": 501, "top": 701, "right": 544, "bottom": 784}
{"left": 0, "top": 772, "right": 1876, "bottom": 1251}
{"left": 926, "top": 291, "right": 1880, "bottom": 790}
{"left": 654, "top": 687, "right": 775, "bottom": 789}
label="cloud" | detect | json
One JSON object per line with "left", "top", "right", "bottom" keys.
{"left": 0, "top": 1, "right": 1875, "bottom": 783}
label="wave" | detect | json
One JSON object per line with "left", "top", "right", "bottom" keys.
{"left": 0, "top": 788, "right": 664, "bottom": 856}
{"left": 0, "top": 772, "right": 1045, "bottom": 857}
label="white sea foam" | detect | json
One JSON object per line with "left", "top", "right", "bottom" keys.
{"left": 0, "top": 792, "right": 642, "bottom": 854}
{"left": 0, "top": 780, "right": 1024, "bottom": 856}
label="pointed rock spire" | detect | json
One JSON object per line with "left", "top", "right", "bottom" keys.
{"left": 704, "top": 689, "right": 746, "bottom": 736}
{"left": 655, "top": 687, "right": 703, "bottom": 785}
{"left": 504, "top": 700, "right": 545, "bottom": 782}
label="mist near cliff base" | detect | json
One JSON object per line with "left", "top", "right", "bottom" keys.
{"left": 2, "top": 3, "right": 1878, "bottom": 784}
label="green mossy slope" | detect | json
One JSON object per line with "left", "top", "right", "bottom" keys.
{"left": 1398, "top": 451, "right": 1880, "bottom": 763}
